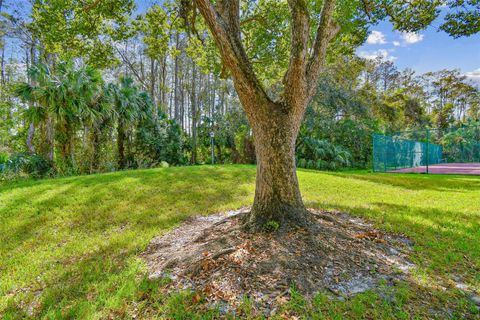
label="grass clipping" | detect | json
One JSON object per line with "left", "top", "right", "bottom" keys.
{"left": 142, "top": 209, "right": 415, "bottom": 316}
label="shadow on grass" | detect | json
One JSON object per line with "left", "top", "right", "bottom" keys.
{"left": 7, "top": 198, "right": 479, "bottom": 318}
{"left": 324, "top": 171, "right": 480, "bottom": 192}
{"left": 0, "top": 166, "right": 257, "bottom": 317}
{"left": 307, "top": 200, "right": 480, "bottom": 282}
{"left": 2, "top": 166, "right": 480, "bottom": 318}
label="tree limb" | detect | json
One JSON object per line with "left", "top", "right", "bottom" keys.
{"left": 193, "top": 0, "right": 273, "bottom": 113}
{"left": 115, "top": 46, "right": 148, "bottom": 90}
{"left": 83, "top": 0, "right": 102, "bottom": 12}
{"left": 306, "top": 0, "right": 339, "bottom": 99}
{"left": 283, "top": 0, "right": 310, "bottom": 108}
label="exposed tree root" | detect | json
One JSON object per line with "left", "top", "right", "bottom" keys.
{"left": 242, "top": 205, "right": 314, "bottom": 233}
{"left": 142, "top": 208, "right": 419, "bottom": 316}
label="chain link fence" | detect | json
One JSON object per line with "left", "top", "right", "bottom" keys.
{"left": 373, "top": 124, "right": 480, "bottom": 174}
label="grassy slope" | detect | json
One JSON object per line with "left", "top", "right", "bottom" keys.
{"left": 0, "top": 165, "right": 479, "bottom": 319}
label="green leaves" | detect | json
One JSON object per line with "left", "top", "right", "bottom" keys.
{"left": 134, "top": 5, "right": 174, "bottom": 60}
{"left": 109, "top": 77, "right": 144, "bottom": 123}
{"left": 241, "top": 0, "right": 291, "bottom": 84}
{"left": 30, "top": 0, "right": 135, "bottom": 68}
{"left": 439, "top": 0, "right": 480, "bottom": 37}
{"left": 296, "top": 136, "right": 352, "bottom": 170}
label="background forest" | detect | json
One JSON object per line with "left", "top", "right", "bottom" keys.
{"left": 0, "top": 0, "right": 479, "bottom": 180}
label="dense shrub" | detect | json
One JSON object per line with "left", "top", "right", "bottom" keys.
{"left": 296, "top": 137, "right": 351, "bottom": 170}
{"left": 0, "top": 153, "right": 53, "bottom": 180}
{"left": 194, "top": 109, "right": 255, "bottom": 164}
{"left": 439, "top": 122, "right": 480, "bottom": 162}
{"left": 135, "top": 112, "right": 187, "bottom": 168}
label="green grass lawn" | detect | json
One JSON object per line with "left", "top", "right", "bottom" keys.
{"left": 1, "top": 165, "right": 479, "bottom": 319}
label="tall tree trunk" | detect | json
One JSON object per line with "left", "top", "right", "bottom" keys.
{"left": 180, "top": 76, "right": 185, "bottom": 129}
{"left": 90, "top": 125, "right": 101, "bottom": 173}
{"left": 46, "top": 115, "right": 54, "bottom": 162}
{"left": 169, "top": 70, "right": 173, "bottom": 118}
{"left": 69, "top": 128, "right": 75, "bottom": 168}
{"left": 26, "top": 122, "right": 35, "bottom": 154}
{"left": 26, "top": 40, "right": 37, "bottom": 154}
{"left": 150, "top": 57, "right": 156, "bottom": 105}
{"left": 117, "top": 120, "right": 126, "bottom": 169}
{"left": 1, "top": 46, "right": 5, "bottom": 86}
{"left": 59, "top": 123, "right": 72, "bottom": 168}
{"left": 160, "top": 55, "right": 168, "bottom": 112}
{"left": 212, "top": 75, "right": 216, "bottom": 116}
{"left": 221, "top": 81, "right": 226, "bottom": 115}
{"left": 190, "top": 64, "right": 197, "bottom": 164}
{"left": 174, "top": 32, "right": 180, "bottom": 122}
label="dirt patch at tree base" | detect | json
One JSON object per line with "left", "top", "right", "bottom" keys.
{"left": 142, "top": 208, "right": 417, "bottom": 316}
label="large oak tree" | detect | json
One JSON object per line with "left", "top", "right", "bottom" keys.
{"left": 182, "top": 0, "right": 477, "bottom": 231}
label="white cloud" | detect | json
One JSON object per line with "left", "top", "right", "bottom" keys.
{"left": 465, "top": 68, "right": 480, "bottom": 85}
{"left": 367, "top": 30, "right": 387, "bottom": 44}
{"left": 400, "top": 32, "right": 424, "bottom": 44}
{"left": 393, "top": 41, "right": 401, "bottom": 47}
{"left": 358, "top": 49, "right": 397, "bottom": 62}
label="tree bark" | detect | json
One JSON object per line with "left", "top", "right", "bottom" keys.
{"left": 174, "top": 32, "right": 180, "bottom": 123}
{"left": 117, "top": 120, "right": 126, "bottom": 169}
{"left": 243, "top": 101, "right": 310, "bottom": 231}
{"left": 46, "top": 115, "right": 54, "bottom": 162}
{"left": 26, "top": 40, "right": 36, "bottom": 155}
{"left": 193, "top": 0, "right": 338, "bottom": 231}
{"left": 90, "top": 124, "right": 101, "bottom": 173}
{"left": 150, "top": 57, "right": 156, "bottom": 106}
{"left": 190, "top": 63, "right": 198, "bottom": 164}
{"left": 26, "top": 122, "right": 35, "bottom": 154}
{"left": 160, "top": 55, "right": 168, "bottom": 112}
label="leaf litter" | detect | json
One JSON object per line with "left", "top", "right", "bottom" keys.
{"left": 142, "top": 208, "right": 420, "bottom": 316}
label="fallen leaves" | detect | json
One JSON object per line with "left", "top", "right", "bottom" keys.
{"left": 354, "top": 230, "right": 387, "bottom": 243}
{"left": 143, "top": 209, "right": 415, "bottom": 317}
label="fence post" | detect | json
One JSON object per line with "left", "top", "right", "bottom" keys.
{"left": 372, "top": 133, "right": 375, "bottom": 172}
{"left": 383, "top": 135, "right": 387, "bottom": 172}
{"left": 426, "top": 128, "right": 430, "bottom": 174}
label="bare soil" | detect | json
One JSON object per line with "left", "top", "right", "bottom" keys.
{"left": 142, "top": 209, "right": 417, "bottom": 316}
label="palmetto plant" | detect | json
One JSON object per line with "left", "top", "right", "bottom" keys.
{"left": 85, "top": 84, "right": 115, "bottom": 173}
{"left": 52, "top": 62, "right": 104, "bottom": 168}
{"left": 15, "top": 63, "right": 56, "bottom": 161}
{"left": 296, "top": 136, "right": 352, "bottom": 170}
{"left": 15, "top": 61, "right": 105, "bottom": 169}
{"left": 108, "top": 77, "right": 144, "bottom": 169}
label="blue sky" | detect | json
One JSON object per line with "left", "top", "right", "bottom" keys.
{"left": 4, "top": 0, "right": 479, "bottom": 85}
{"left": 134, "top": 0, "right": 480, "bottom": 85}
{"left": 357, "top": 20, "right": 480, "bottom": 85}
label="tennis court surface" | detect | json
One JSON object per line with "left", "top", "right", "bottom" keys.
{"left": 389, "top": 163, "right": 480, "bottom": 175}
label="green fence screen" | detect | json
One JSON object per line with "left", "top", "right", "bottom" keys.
{"left": 373, "top": 124, "right": 480, "bottom": 174}
{"left": 373, "top": 134, "right": 442, "bottom": 172}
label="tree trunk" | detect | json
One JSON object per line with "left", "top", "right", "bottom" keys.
{"left": 69, "top": 128, "right": 75, "bottom": 168}
{"left": 90, "top": 125, "right": 101, "bottom": 173}
{"left": 190, "top": 64, "right": 198, "bottom": 164}
{"left": 244, "top": 103, "right": 310, "bottom": 231}
{"left": 160, "top": 55, "right": 168, "bottom": 112}
{"left": 117, "top": 120, "right": 126, "bottom": 169}
{"left": 193, "top": 0, "right": 339, "bottom": 232}
{"left": 150, "top": 57, "right": 156, "bottom": 105}
{"left": 46, "top": 115, "right": 54, "bottom": 162}
{"left": 1, "top": 46, "right": 5, "bottom": 86}
{"left": 26, "top": 122, "right": 35, "bottom": 154}
{"left": 174, "top": 32, "right": 180, "bottom": 123}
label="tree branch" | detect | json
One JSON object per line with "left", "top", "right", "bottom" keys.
{"left": 283, "top": 0, "right": 310, "bottom": 108}
{"left": 115, "top": 46, "right": 148, "bottom": 90}
{"left": 193, "top": 0, "right": 273, "bottom": 113}
{"left": 83, "top": 0, "right": 102, "bottom": 12}
{"left": 306, "top": 0, "right": 339, "bottom": 99}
